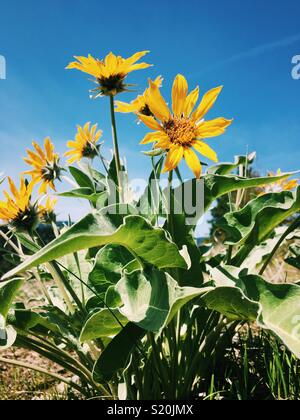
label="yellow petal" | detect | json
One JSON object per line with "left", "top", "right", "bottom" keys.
{"left": 145, "top": 80, "right": 171, "bottom": 122}
{"left": 44, "top": 137, "right": 54, "bottom": 161}
{"left": 8, "top": 177, "right": 19, "bottom": 200}
{"left": 32, "top": 141, "right": 46, "bottom": 161}
{"left": 67, "top": 155, "right": 81, "bottom": 165}
{"left": 172, "top": 74, "right": 188, "bottom": 117}
{"left": 193, "top": 141, "right": 218, "bottom": 162}
{"left": 184, "top": 148, "right": 202, "bottom": 178}
{"left": 140, "top": 131, "right": 166, "bottom": 145}
{"left": 192, "top": 86, "right": 223, "bottom": 122}
{"left": 138, "top": 114, "right": 163, "bottom": 131}
{"left": 115, "top": 101, "right": 136, "bottom": 113}
{"left": 154, "top": 75, "right": 163, "bottom": 88}
{"left": 196, "top": 118, "right": 233, "bottom": 138}
{"left": 124, "top": 50, "right": 150, "bottom": 67}
{"left": 162, "top": 146, "right": 184, "bottom": 173}
{"left": 183, "top": 86, "right": 199, "bottom": 117}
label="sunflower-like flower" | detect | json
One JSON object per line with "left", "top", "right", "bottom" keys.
{"left": 39, "top": 196, "right": 57, "bottom": 224}
{"left": 24, "top": 138, "right": 63, "bottom": 195}
{"left": 115, "top": 76, "right": 163, "bottom": 116}
{"left": 257, "top": 169, "right": 298, "bottom": 195}
{"left": 0, "top": 177, "right": 38, "bottom": 232}
{"left": 65, "top": 122, "right": 103, "bottom": 165}
{"left": 66, "top": 51, "right": 152, "bottom": 97}
{"left": 138, "top": 74, "right": 233, "bottom": 178}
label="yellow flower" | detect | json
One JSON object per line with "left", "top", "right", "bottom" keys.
{"left": 258, "top": 169, "right": 298, "bottom": 195}
{"left": 66, "top": 51, "right": 152, "bottom": 96}
{"left": 115, "top": 76, "right": 163, "bottom": 116}
{"left": 0, "top": 177, "right": 38, "bottom": 231}
{"left": 24, "top": 138, "right": 62, "bottom": 195}
{"left": 39, "top": 196, "right": 57, "bottom": 223}
{"left": 138, "top": 74, "right": 233, "bottom": 178}
{"left": 65, "top": 122, "right": 103, "bottom": 165}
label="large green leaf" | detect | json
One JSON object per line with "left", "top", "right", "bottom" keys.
{"left": 12, "top": 308, "right": 62, "bottom": 335}
{"left": 206, "top": 266, "right": 300, "bottom": 359}
{"left": 80, "top": 309, "right": 128, "bottom": 341}
{"left": 137, "top": 157, "right": 164, "bottom": 220}
{"left": 59, "top": 188, "right": 108, "bottom": 208}
{"left": 240, "top": 274, "right": 300, "bottom": 359}
{"left": 93, "top": 322, "right": 146, "bottom": 382}
{"left": 202, "top": 286, "right": 259, "bottom": 321}
{"left": 208, "top": 152, "right": 256, "bottom": 175}
{"left": 2, "top": 210, "right": 186, "bottom": 280}
{"left": 0, "top": 279, "right": 23, "bottom": 319}
{"left": 69, "top": 166, "right": 95, "bottom": 190}
{"left": 89, "top": 244, "right": 139, "bottom": 294}
{"left": 164, "top": 213, "right": 204, "bottom": 287}
{"left": 172, "top": 172, "right": 298, "bottom": 223}
{"left": 0, "top": 279, "right": 22, "bottom": 349}
{"left": 221, "top": 187, "right": 300, "bottom": 265}
{"left": 87, "top": 244, "right": 140, "bottom": 308}
{"left": 116, "top": 268, "right": 213, "bottom": 333}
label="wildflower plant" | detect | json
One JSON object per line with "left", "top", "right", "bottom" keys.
{"left": 1, "top": 50, "right": 300, "bottom": 400}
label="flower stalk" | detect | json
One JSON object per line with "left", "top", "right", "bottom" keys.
{"left": 109, "top": 94, "right": 123, "bottom": 201}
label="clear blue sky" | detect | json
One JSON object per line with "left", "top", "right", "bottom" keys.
{"left": 1, "top": 0, "right": 300, "bottom": 231}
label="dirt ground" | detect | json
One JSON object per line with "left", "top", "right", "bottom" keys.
{"left": 0, "top": 347, "right": 72, "bottom": 400}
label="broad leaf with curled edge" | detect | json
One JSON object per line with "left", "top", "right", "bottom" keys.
{"left": 220, "top": 187, "right": 300, "bottom": 265}
{"left": 205, "top": 265, "right": 300, "bottom": 359}
{"left": 87, "top": 244, "right": 140, "bottom": 308}
{"left": 0, "top": 279, "right": 22, "bottom": 349}
{"left": 2, "top": 208, "right": 187, "bottom": 280}
{"left": 80, "top": 309, "right": 128, "bottom": 342}
{"left": 208, "top": 152, "right": 256, "bottom": 175}
{"left": 171, "top": 171, "right": 298, "bottom": 224}
{"left": 116, "top": 268, "right": 213, "bottom": 333}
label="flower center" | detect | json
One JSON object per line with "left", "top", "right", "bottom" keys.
{"left": 82, "top": 141, "right": 100, "bottom": 159}
{"left": 97, "top": 73, "right": 126, "bottom": 96}
{"left": 139, "top": 104, "right": 153, "bottom": 117}
{"left": 164, "top": 117, "right": 196, "bottom": 147}
{"left": 41, "top": 158, "right": 62, "bottom": 182}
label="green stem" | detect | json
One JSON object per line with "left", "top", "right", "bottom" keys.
{"left": 259, "top": 215, "right": 300, "bottom": 275}
{"left": 109, "top": 94, "right": 122, "bottom": 201}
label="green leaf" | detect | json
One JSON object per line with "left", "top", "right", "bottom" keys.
{"left": 173, "top": 172, "right": 298, "bottom": 223}
{"left": 206, "top": 266, "right": 300, "bottom": 359}
{"left": 80, "top": 309, "right": 128, "bottom": 341}
{"left": 0, "top": 279, "right": 23, "bottom": 319}
{"left": 142, "top": 148, "right": 164, "bottom": 157}
{"left": 208, "top": 152, "right": 256, "bottom": 175}
{"left": 240, "top": 274, "right": 300, "bottom": 359}
{"left": 59, "top": 188, "right": 108, "bottom": 207}
{"left": 69, "top": 166, "right": 95, "bottom": 190}
{"left": 221, "top": 187, "right": 300, "bottom": 265}
{"left": 116, "top": 268, "right": 213, "bottom": 333}
{"left": 12, "top": 309, "right": 62, "bottom": 335}
{"left": 0, "top": 319, "right": 17, "bottom": 350}
{"left": 93, "top": 322, "right": 146, "bottom": 382}
{"left": 137, "top": 157, "right": 164, "bottom": 220}
{"left": 88, "top": 244, "right": 140, "bottom": 307}
{"left": 2, "top": 210, "right": 187, "bottom": 280}
{"left": 0, "top": 279, "right": 22, "bottom": 349}
{"left": 89, "top": 244, "right": 139, "bottom": 294}
{"left": 164, "top": 213, "right": 204, "bottom": 287}
{"left": 202, "top": 287, "right": 259, "bottom": 321}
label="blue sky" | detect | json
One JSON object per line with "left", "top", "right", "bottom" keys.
{"left": 0, "top": 0, "right": 300, "bottom": 233}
